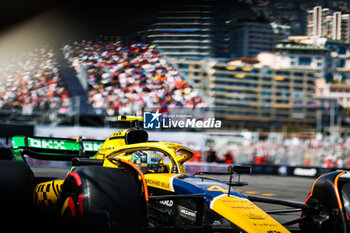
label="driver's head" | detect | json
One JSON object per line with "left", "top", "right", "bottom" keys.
{"left": 130, "top": 151, "right": 164, "bottom": 173}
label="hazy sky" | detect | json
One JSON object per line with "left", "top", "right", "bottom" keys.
{"left": 0, "top": 0, "right": 158, "bottom": 61}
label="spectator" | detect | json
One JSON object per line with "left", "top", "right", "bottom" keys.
{"left": 0, "top": 46, "right": 71, "bottom": 115}
{"left": 206, "top": 145, "right": 217, "bottom": 163}
{"left": 64, "top": 40, "right": 206, "bottom": 116}
{"left": 211, "top": 135, "right": 350, "bottom": 168}
{"left": 224, "top": 151, "right": 234, "bottom": 164}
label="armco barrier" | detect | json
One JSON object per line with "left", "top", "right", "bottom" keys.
{"left": 184, "top": 162, "right": 229, "bottom": 174}
{"left": 184, "top": 162, "right": 350, "bottom": 178}
{"left": 24, "top": 156, "right": 71, "bottom": 168}
{"left": 247, "top": 164, "right": 350, "bottom": 177}
{"left": 24, "top": 158, "right": 350, "bottom": 178}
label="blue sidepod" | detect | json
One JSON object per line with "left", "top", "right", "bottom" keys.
{"left": 172, "top": 174, "right": 247, "bottom": 206}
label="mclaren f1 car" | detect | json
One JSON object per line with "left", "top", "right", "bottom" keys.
{"left": 2, "top": 115, "right": 350, "bottom": 233}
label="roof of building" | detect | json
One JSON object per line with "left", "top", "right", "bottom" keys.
{"left": 229, "top": 57, "right": 259, "bottom": 64}
{"left": 276, "top": 44, "right": 329, "bottom": 51}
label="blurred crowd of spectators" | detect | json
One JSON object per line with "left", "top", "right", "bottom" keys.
{"left": 0, "top": 39, "right": 206, "bottom": 119}
{"left": 63, "top": 40, "right": 206, "bottom": 116}
{"left": 212, "top": 135, "right": 350, "bottom": 168}
{"left": 0, "top": 47, "right": 71, "bottom": 115}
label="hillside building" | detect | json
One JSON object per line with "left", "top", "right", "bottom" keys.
{"left": 307, "top": 6, "right": 350, "bottom": 43}
{"left": 230, "top": 21, "right": 290, "bottom": 58}
{"left": 147, "top": 0, "right": 231, "bottom": 58}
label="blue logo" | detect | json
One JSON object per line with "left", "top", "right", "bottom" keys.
{"left": 143, "top": 110, "right": 162, "bottom": 129}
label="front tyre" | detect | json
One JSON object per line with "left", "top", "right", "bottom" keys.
{"left": 58, "top": 166, "right": 147, "bottom": 231}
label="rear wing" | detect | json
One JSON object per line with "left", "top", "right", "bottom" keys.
{"left": 11, "top": 136, "right": 104, "bottom": 162}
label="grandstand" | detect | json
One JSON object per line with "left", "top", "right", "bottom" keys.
{"left": 64, "top": 39, "right": 207, "bottom": 116}
{"left": 0, "top": 39, "right": 207, "bottom": 126}
{"left": 0, "top": 47, "right": 72, "bottom": 124}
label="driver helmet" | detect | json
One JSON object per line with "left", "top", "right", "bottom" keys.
{"left": 130, "top": 151, "right": 164, "bottom": 173}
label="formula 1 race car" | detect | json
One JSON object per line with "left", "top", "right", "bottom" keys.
{"left": 2, "top": 115, "right": 350, "bottom": 233}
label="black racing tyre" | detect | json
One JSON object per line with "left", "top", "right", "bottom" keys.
{"left": 58, "top": 166, "right": 147, "bottom": 232}
{"left": 0, "top": 160, "right": 34, "bottom": 228}
{"left": 0, "top": 160, "right": 34, "bottom": 208}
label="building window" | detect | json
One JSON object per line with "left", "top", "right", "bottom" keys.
{"left": 298, "top": 57, "right": 311, "bottom": 66}
{"left": 325, "top": 73, "right": 333, "bottom": 82}
{"left": 337, "top": 59, "right": 345, "bottom": 68}
{"left": 261, "top": 67, "right": 272, "bottom": 74}
{"left": 178, "top": 64, "right": 189, "bottom": 69}
{"left": 338, "top": 46, "right": 346, "bottom": 55}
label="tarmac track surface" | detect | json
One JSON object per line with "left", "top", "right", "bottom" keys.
{"left": 32, "top": 167, "right": 316, "bottom": 230}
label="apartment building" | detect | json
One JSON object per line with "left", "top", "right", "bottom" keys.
{"left": 260, "top": 36, "right": 350, "bottom": 82}
{"left": 307, "top": 6, "right": 350, "bottom": 43}
{"left": 315, "top": 78, "right": 350, "bottom": 108}
{"left": 147, "top": 0, "right": 231, "bottom": 58}
{"left": 171, "top": 58, "right": 317, "bottom": 129}
{"left": 230, "top": 21, "right": 290, "bottom": 58}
